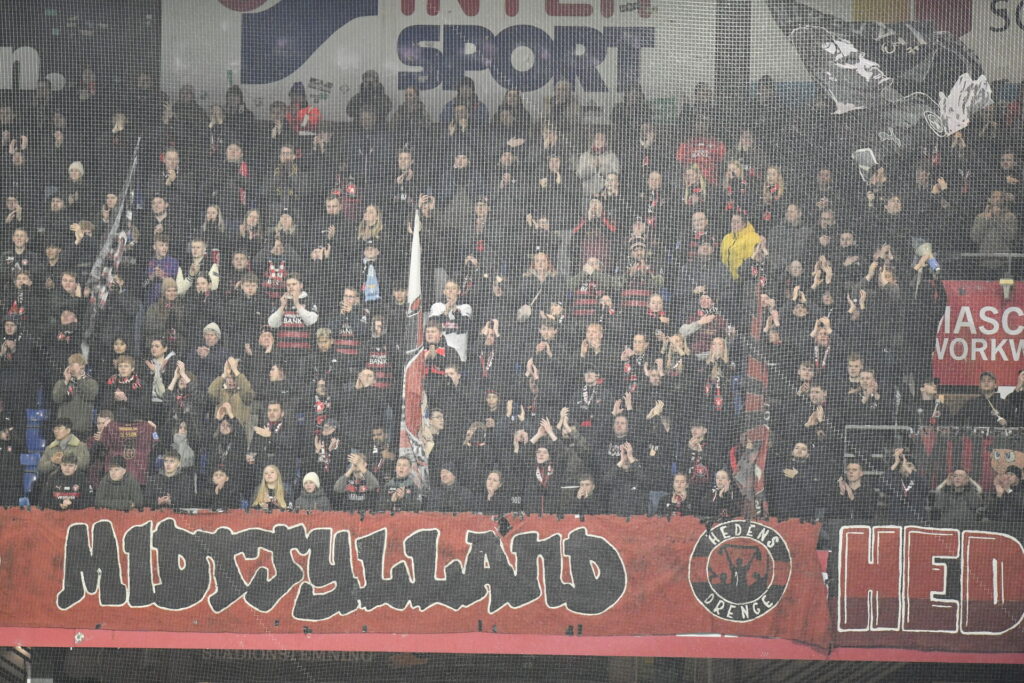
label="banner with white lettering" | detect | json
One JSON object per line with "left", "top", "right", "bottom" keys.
{"left": 834, "top": 525, "right": 1024, "bottom": 652}
{"left": 933, "top": 281, "right": 1024, "bottom": 387}
{"left": 0, "top": 510, "right": 831, "bottom": 649}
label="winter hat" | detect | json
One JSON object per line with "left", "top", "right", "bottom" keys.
{"left": 628, "top": 236, "right": 647, "bottom": 252}
{"left": 109, "top": 455, "right": 127, "bottom": 470}
{"left": 303, "top": 472, "right": 321, "bottom": 489}
{"left": 203, "top": 322, "right": 222, "bottom": 339}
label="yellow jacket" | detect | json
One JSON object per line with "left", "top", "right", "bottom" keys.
{"left": 720, "top": 222, "right": 760, "bottom": 279}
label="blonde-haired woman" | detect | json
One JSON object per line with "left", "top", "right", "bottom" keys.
{"left": 356, "top": 204, "right": 385, "bottom": 243}
{"left": 721, "top": 160, "right": 750, "bottom": 214}
{"left": 234, "top": 208, "right": 263, "bottom": 259}
{"left": 252, "top": 464, "right": 291, "bottom": 510}
{"left": 681, "top": 164, "right": 708, "bottom": 208}
{"left": 198, "top": 204, "right": 226, "bottom": 251}
{"left": 699, "top": 336, "right": 737, "bottom": 457}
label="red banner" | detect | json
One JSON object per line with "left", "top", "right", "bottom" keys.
{"left": 933, "top": 280, "right": 1024, "bottom": 386}
{"left": 834, "top": 525, "right": 1024, "bottom": 653}
{"left": 0, "top": 510, "right": 831, "bottom": 649}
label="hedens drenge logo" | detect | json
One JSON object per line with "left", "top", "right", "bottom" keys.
{"left": 689, "top": 521, "right": 791, "bottom": 623}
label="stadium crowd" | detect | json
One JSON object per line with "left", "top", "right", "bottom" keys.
{"left": 0, "top": 69, "right": 1023, "bottom": 534}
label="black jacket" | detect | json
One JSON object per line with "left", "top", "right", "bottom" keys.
{"left": 147, "top": 470, "right": 196, "bottom": 509}
{"left": 45, "top": 470, "right": 93, "bottom": 510}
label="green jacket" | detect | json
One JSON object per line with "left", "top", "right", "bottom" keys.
{"left": 51, "top": 376, "right": 99, "bottom": 435}
{"left": 39, "top": 435, "right": 90, "bottom": 476}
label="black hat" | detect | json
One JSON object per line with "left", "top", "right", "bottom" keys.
{"left": 980, "top": 371, "right": 997, "bottom": 381}
{"left": 628, "top": 235, "right": 647, "bottom": 251}
{"left": 109, "top": 455, "right": 127, "bottom": 470}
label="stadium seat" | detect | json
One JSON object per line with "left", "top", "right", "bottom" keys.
{"left": 25, "top": 431, "right": 46, "bottom": 453}
{"left": 19, "top": 453, "right": 40, "bottom": 469}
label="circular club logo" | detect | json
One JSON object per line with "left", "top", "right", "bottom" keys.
{"left": 689, "top": 521, "right": 791, "bottom": 623}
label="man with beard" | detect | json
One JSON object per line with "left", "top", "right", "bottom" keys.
{"left": 263, "top": 143, "right": 307, "bottom": 216}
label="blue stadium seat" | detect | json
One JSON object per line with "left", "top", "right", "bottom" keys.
{"left": 18, "top": 497, "right": 30, "bottom": 508}
{"left": 20, "top": 453, "right": 40, "bottom": 468}
{"left": 22, "top": 472, "right": 36, "bottom": 495}
{"left": 25, "top": 431, "right": 46, "bottom": 453}
{"left": 25, "top": 408, "right": 48, "bottom": 426}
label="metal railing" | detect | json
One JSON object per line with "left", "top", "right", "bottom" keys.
{"left": 945, "top": 252, "right": 1024, "bottom": 279}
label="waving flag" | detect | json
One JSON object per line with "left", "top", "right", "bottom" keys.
{"left": 400, "top": 211, "right": 427, "bottom": 486}
{"left": 769, "top": 0, "right": 992, "bottom": 168}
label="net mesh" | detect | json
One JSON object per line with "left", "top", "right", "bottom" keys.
{"left": 1, "top": 0, "right": 1023, "bottom": 678}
